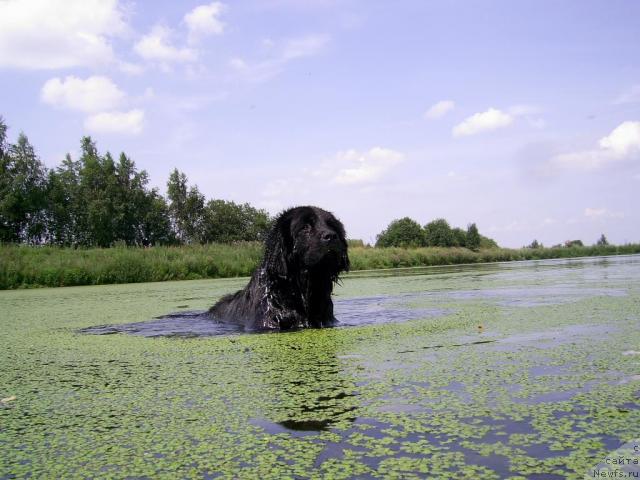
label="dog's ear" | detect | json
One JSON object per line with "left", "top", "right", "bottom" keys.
{"left": 335, "top": 219, "right": 350, "bottom": 273}
{"left": 263, "top": 213, "right": 293, "bottom": 278}
{"left": 341, "top": 249, "right": 350, "bottom": 273}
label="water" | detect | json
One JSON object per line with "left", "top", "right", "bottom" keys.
{"left": 79, "top": 298, "right": 447, "bottom": 337}
{"left": 80, "top": 255, "right": 635, "bottom": 338}
{"left": 2, "top": 254, "right": 640, "bottom": 479}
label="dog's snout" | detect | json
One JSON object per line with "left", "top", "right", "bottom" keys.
{"left": 320, "top": 230, "right": 338, "bottom": 243}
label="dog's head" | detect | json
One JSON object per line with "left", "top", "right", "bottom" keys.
{"left": 263, "top": 206, "right": 349, "bottom": 279}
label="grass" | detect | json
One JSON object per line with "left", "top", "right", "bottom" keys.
{"left": 1, "top": 242, "right": 640, "bottom": 289}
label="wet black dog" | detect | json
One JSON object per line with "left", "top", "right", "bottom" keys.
{"left": 209, "top": 206, "right": 350, "bottom": 331}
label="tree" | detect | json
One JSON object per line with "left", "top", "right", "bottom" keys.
{"left": 480, "top": 235, "right": 499, "bottom": 249}
{"left": 467, "top": 223, "right": 481, "bottom": 250}
{"left": 596, "top": 234, "right": 608, "bottom": 246}
{"left": 424, "top": 218, "right": 455, "bottom": 247}
{"left": 451, "top": 227, "right": 467, "bottom": 247}
{"left": 77, "top": 139, "right": 120, "bottom": 247}
{"left": 376, "top": 217, "right": 425, "bottom": 248}
{"left": 167, "top": 169, "right": 205, "bottom": 244}
{"left": 202, "top": 200, "right": 271, "bottom": 243}
{"left": 0, "top": 117, "right": 11, "bottom": 242}
{"left": 565, "top": 239, "right": 584, "bottom": 248}
{"left": 46, "top": 138, "right": 175, "bottom": 247}
{"left": 139, "top": 189, "right": 175, "bottom": 246}
{"left": 0, "top": 117, "right": 7, "bottom": 161}
{"left": 0, "top": 117, "right": 307, "bottom": 247}
{"left": 527, "top": 239, "right": 542, "bottom": 249}
{"left": 45, "top": 154, "right": 82, "bottom": 245}
{"left": 0, "top": 132, "right": 48, "bottom": 243}
{"left": 464, "top": 223, "right": 481, "bottom": 250}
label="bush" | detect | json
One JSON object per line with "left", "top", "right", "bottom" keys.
{"left": 424, "top": 218, "right": 455, "bottom": 247}
{"left": 375, "top": 218, "right": 425, "bottom": 248}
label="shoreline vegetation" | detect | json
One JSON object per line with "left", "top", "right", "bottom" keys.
{"left": 2, "top": 243, "right": 640, "bottom": 290}
{"left": 3, "top": 117, "right": 638, "bottom": 290}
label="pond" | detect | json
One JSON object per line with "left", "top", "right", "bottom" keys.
{"left": 1, "top": 255, "right": 639, "bottom": 479}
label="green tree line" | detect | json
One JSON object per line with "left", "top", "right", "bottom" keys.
{"left": 375, "top": 217, "right": 497, "bottom": 250}
{"left": 0, "top": 117, "right": 270, "bottom": 247}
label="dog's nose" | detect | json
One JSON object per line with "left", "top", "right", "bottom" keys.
{"left": 321, "top": 231, "right": 338, "bottom": 243}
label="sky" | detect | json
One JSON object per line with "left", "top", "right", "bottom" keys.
{"left": 1, "top": 0, "right": 639, "bottom": 247}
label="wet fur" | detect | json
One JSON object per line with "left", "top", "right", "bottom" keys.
{"left": 208, "top": 206, "right": 350, "bottom": 331}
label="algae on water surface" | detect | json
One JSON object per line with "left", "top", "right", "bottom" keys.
{"left": 1, "top": 255, "right": 639, "bottom": 479}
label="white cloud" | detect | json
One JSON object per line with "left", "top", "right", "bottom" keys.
{"left": 506, "top": 104, "right": 546, "bottom": 129}
{"left": 598, "top": 121, "right": 640, "bottom": 156}
{"left": 424, "top": 100, "right": 455, "bottom": 119}
{"left": 260, "top": 146, "right": 405, "bottom": 211}
{"left": 134, "top": 25, "right": 197, "bottom": 64}
{"left": 323, "top": 147, "right": 405, "bottom": 185}
{"left": 184, "top": 2, "right": 226, "bottom": 44}
{"left": 41, "top": 76, "right": 125, "bottom": 113}
{"left": 229, "top": 34, "right": 330, "bottom": 83}
{"left": 84, "top": 109, "right": 144, "bottom": 135}
{"left": 550, "top": 121, "right": 640, "bottom": 171}
{"left": 614, "top": 84, "right": 640, "bottom": 104}
{"left": 0, "top": 0, "right": 127, "bottom": 69}
{"left": 584, "top": 208, "right": 624, "bottom": 219}
{"left": 452, "top": 108, "right": 513, "bottom": 137}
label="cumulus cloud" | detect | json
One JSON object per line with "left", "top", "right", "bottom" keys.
{"left": 229, "top": 34, "right": 330, "bottom": 83}
{"left": 318, "top": 147, "right": 405, "bottom": 185}
{"left": 41, "top": 76, "right": 125, "bottom": 113}
{"left": 260, "top": 146, "right": 405, "bottom": 209}
{"left": 84, "top": 109, "right": 144, "bottom": 135}
{"left": 185, "top": 2, "right": 226, "bottom": 43}
{"left": 0, "top": 0, "right": 127, "bottom": 69}
{"left": 452, "top": 108, "right": 513, "bottom": 137}
{"left": 134, "top": 25, "right": 197, "bottom": 64}
{"left": 424, "top": 100, "right": 455, "bottom": 119}
{"left": 550, "top": 121, "right": 640, "bottom": 171}
{"left": 598, "top": 121, "right": 640, "bottom": 156}
{"left": 40, "top": 75, "right": 146, "bottom": 136}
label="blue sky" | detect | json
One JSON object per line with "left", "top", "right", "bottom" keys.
{"left": 1, "top": 0, "right": 639, "bottom": 247}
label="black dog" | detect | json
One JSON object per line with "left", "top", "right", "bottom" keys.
{"left": 209, "top": 206, "right": 349, "bottom": 331}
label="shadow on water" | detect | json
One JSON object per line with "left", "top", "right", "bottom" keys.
{"left": 79, "top": 296, "right": 447, "bottom": 338}
{"left": 80, "top": 253, "right": 633, "bottom": 338}
{"left": 79, "top": 281, "right": 622, "bottom": 338}
{"left": 246, "top": 328, "right": 362, "bottom": 436}
{"left": 80, "top": 310, "right": 242, "bottom": 337}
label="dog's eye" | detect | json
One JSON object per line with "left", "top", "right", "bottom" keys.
{"left": 293, "top": 224, "right": 311, "bottom": 237}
